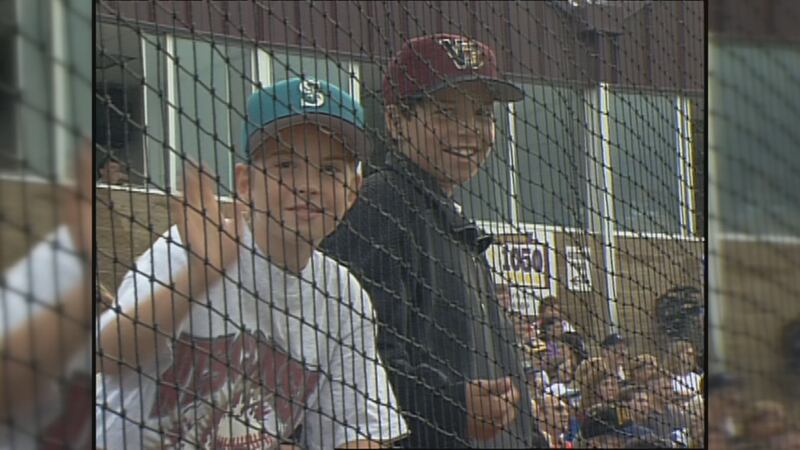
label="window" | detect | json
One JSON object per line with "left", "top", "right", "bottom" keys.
{"left": 713, "top": 42, "right": 800, "bottom": 236}
{"left": 690, "top": 96, "right": 705, "bottom": 238}
{"left": 607, "top": 91, "right": 682, "bottom": 234}
{"left": 173, "top": 37, "right": 251, "bottom": 194}
{"left": 11, "top": 0, "right": 53, "bottom": 178}
{"left": 95, "top": 23, "right": 146, "bottom": 186}
{"left": 514, "top": 84, "right": 586, "bottom": 228}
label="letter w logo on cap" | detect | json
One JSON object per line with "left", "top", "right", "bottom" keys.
{"left": 436, "top": 38, "right": 485, "bottom": 70}
{"left": 299, "top": 79, "right": 325, "bottom": 108}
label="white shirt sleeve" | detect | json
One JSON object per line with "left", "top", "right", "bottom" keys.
{"left": 0, "top": 225, "right": 82, "bottom": 328}
{"left": 96, "top": 225, "right": 189, "bottom": 375}
{"left": 305, "top": 270, "right": 407, "bottom": 449}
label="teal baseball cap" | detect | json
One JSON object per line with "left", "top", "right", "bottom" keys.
{"left": 241, "top": 77, "right": 369, "bottom": 160}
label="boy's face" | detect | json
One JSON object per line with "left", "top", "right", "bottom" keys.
{"left": 236, "top": 122, "right": 362, "bottom": 246}
{"left": 597, "top": 376, "right": 619, "bottom": 403}
{"left": 388, "top": 83, "right": 496, "bottom": 191}
{"left": 541, "top": 394, "right": 570, "bottom": 433}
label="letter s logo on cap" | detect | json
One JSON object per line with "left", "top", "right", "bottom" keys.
{"left": 299, "top": 79, "right": 325, "bottom": 108}
{"left": 437, "top": 38, "right": 485, "bottom": 70}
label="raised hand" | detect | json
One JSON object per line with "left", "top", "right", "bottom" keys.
{"left": 170, "top": 161, "right": 242, "bottom": 277}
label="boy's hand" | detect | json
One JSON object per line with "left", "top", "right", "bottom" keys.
{"left": 171, "top": 162, "right": 241, "bottom": 276}
{"left": 466, "top": 377, "right": 520, "bottom": 441}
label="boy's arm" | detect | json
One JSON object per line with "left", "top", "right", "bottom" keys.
{"left": 0, "top": 143, "right": 92, "bottom": 419}
{"left": 97, "top": 163, "right": 241, "bottom": 376}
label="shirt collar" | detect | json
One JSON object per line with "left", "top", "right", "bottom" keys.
{"left": 384, "top": 150, "right": 494, "bottom": 253}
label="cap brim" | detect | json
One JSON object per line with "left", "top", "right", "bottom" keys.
{"left": 408, "top": 76, "right": 524, "bottom": 102}
{"left": 248, "top": 113, "right": 370, "bottom": 160}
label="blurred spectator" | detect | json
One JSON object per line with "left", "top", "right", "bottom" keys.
{"left": 741, "top": 400, "right": 786, "bottom": 447}
{"left": 577, "top": 404, "right": 656, "bottom": 448}
{"left": 560, "top": 332, "right": 588, "bottom": 367}
{"left": 97, "top": 154, "right": 128, "bottom": 185}
{"left": 708, "top": 373, "right": 746, "bottom": 446}
{"left": 526, "top": 368, "right": 549, "bottom": 401}
{"left": 619, "top": 384, "right": 653, "bottom": 426}
{"left": 574, "top": 357, "right": 615, "bottom": 412}
{"left": 645, "top": 376, "right": 690, "bottom": 447}
{"left": 539, "top": 297, "right": 576, "bottom": 334}
{"left": 684, "top": 393, "right": 704, "bottom": 448}
{"left": 0, "top": 143, "right": 92, "bottom": 448}
{"left": 538, "top": 393, "right": 572, "bottom": 448}
{"left": 630, "top": 354, "right": 661, "bottom": 386}
{"left": 665, "top": 340, "right": 701, "bottom": 400}
{"left": 653, "top": 286, "right": 704, "bottom": 367}
{"left": 600, "top": 333, "right": 628, "bottom": 381}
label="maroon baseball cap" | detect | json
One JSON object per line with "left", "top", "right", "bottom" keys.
{"left": 383, "top": 33, "right": 523, "bottom": 106}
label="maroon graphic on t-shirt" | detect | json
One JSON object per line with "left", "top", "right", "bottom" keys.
{"left": 38, "top": 373, "right": 92, "bottom": 450}
{"left": 149, "top": 331, "right": 321, "bottom": 449}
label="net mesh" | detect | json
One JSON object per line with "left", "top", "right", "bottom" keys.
{"left": 94, "top": 1, "right": 704, "bottom": 448}
{"left": 708, "top": 0, "right": 800, "bottom": 448}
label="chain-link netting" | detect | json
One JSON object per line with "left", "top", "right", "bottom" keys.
{"left": 94, "top": 1, "right": 704, "bottom": 448}
{"left": 0, "top": 0, "right": 92, "bottom": 448}
{"left": 708, "top": 0, "right": 800, "bottom": 449}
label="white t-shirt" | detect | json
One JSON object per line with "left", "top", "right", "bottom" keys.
{"left": 672, "top": 371, "right": 701, "bottom": 397}
{"left": 0, "top": 225, "right": 92, "bottom": 450}
{"left": 96, "top": 224, "right": 407, "bottom": 450}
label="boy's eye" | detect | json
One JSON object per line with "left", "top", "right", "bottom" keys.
{"left": 321, "top": 164, "right": 342, "bottom": 175}
{"left": 277, "top": 160, "right": 295, "bottom": 170}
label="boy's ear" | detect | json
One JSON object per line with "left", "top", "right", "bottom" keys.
{"left": 347, "top": 171, "right": 363, "bottom": 209}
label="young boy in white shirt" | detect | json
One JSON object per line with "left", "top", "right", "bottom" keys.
{"left": 96, "top": 78, "right": 407, "bottom": 449}
{"left": 0, "top": 143, "right": 92, "bottom": 449}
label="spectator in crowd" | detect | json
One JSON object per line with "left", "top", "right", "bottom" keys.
{"left": 573, "top": 357, "right": 616, "bottom": 417}
{"left": 577, "top": 404, "right": 656, "bottom": 448}
{"left": 537, "top": 393, "right": 572, "bottom": 448}
{"left": 322, "top": 34, "right": 536, "bottom": 447}
{"left": 560, "top": 331, "right": 588, "bottom": 367}
{"left": 619, "top": 384, "right": 653, "bottom": 426}
{"left": 684, "top": 393, "right": 705, "bottom": 448}
{"left": 630, "top": 353, "right": 661, "bottom": 386}
{"left": 600, "top": 333, "right": 629, "bottom": 381}
{"left": 96, "top": 154, "right": 129, "bottom": 185}
{"left": 708, "top": 373, "right": 746, "bottom": 447}
{"left": 740, "top": 400, "right": 787, "bottom": 448}
{"left": 96, "top": 79, "right": 408, "bottom": 449}
{"left": 539, "top": 296, "right": 576, "bottom": 334}
{"left": 645, "top": 376, "right": 691, "bottom": 446}
{"left": 665, "top": 340, "right": 702, "bottom": 400}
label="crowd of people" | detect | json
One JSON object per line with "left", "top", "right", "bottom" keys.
{"left": 505, "top": 294, "right": 706, "bottom": 448}
{"left": 708, "top": 373, "right": 799, "bottom": 449}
